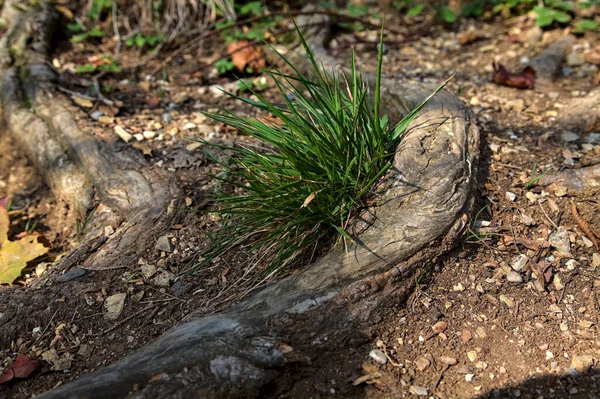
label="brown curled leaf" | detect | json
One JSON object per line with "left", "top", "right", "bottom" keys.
{"left": 226, "top": 40, "right": 266, "bottom": 73}
{"left": 492, "top": 62, "right": 536, "bottom": 89}
{"left": 571, "top": 200, "right": 599, "bottom": 250}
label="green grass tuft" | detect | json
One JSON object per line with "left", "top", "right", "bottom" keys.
{"left": 198, "top": 28, "right": 445, "bottom": 278}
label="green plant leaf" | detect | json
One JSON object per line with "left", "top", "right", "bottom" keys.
{"left": 239, "top": 1, "right": 263, "bottom": 16}
{"left": 88, "top": 26, "right": 104, "bottom": 37}
{"left": 574, "top": 19, "right": 599, "bottom": 33}
{"left": 146, "top": 35, "right": 163, "bottom": 47}
{"left": 198, "top": 24, "right": 442, "bottom": 278}
{"left": 67, "top": 22, "right": 82, "bottom": 32}
{"left": 347, "top": 3, "right": 369, "bottom": 17}
{"left": 99, "top": 61, "right": 122, "bottom": 73}
{"left": 440, "top": 6, "right": 457, "bottom": 23}
{"left": 407, "top": 4, "right": 424, "bottom": 16}
{"left": 553, "top": 10, "right": 571, "bottom": 24}
{"left": 75, "top": 63, "right": 97, "bottom": 73}
{"left": 70, "top": 33, "right": 89, "bottom": 43}
{"left": 534, "top": 7, "right": 555, "bottom": 27}
{"left": 215, "top": 58, "right": 234, "bottom": 75}
{"left": 135, "top": 34, "right": 146, "bottom": 48}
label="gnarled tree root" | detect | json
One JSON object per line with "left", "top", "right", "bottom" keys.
{"left": 34, "top": 18, "right": 481, "bottom": 399}
{"left": 0, "top": 1, "right": 180, "bottom": 272}
{"left": 539, "top": 164, "right": 600, "bottom": 193}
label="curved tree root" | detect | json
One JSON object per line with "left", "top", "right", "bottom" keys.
{"left": 34, "top": 16, "right": 481, "bottom": 398}
{"left": 539, "top": 164, "right": 600, "bottom": 194}
{"left": 0, "top": 1, "right": 181, "bottom": 271}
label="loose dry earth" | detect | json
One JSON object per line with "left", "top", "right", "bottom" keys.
{"left": 2, "top": 10, "right": 600, "bottom": 399}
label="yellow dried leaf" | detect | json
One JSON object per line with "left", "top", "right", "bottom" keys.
{"left": 0, "top": 205, "right": 8, "bottom": 244}
{"left": 0, "top": 207, "right": 50, "bottom": 285}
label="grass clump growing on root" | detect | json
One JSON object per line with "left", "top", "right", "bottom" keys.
{"left": 199, "top": 30, "right": 444, "bottom": 279}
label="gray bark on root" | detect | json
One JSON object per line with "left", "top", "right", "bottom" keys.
{"left": 34, "top": 13, "right": 481, "bottom": 399}
{"left": 0, "top": 1, "right": 180, "bottom": 272}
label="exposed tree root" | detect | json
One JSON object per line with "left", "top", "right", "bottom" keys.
{"left": 539, "top": 164, "right": 600, "bottom": 194}
{"left": 32, "top": 12, "right": 481, "bottom": 399}
{"left": 0, "top": 1, "right": 181, "bottom": 271}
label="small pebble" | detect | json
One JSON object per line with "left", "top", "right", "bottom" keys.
{"left": 566, "top": 52, "right": 585, "bottom": 67}
{"left": 560, "top": 131, "right": 580, "bottom": 143}
{"left": 592, "top": 253, "right": 600, "bottom": 268}
{"left": 162, "top": 113, "right": 173, "bottom": 122}
{"left": 152, "top": 270, "right": 174, "bottom": 287}
{"left": 506, "top": 271, "right": 523, "bottom": 283}
{"left": 511, "top": 254, "right": 529, "bottom": 271}
{"left": 467, "top": 351, "right": 478, "bottom": 362}
{"left": 549, "top": 230, "right": 571, "bottom": 255}
{"left": 155, "top": 236, "right": 174, "bottom": 252}
{"left": 565, "top": 259, "right": 578, "bottom": 270}
{"left": 57, "top": 268, "right": 89, "bottom": 282}
{"left": 369, "top": 349, "right": 387, "bottom": 365}
{"left": 415, "top": 357, "right": 430, "bottom": 371}
{"left": 571, "top": 355, "right": 594, "bottom": 373}
{"left": 171, "top": 280, "right": 194, "bottom": 297}
{"left": 141, "top": 264, "right": 157, "bottom": 279}
{"left": 90, "top": 111, "right": 104, "bottom": 120}
{"left": 114, "top": 126, "right": 133, "bottom": 142}
{"left": 409, "top": 386, "right": 428, "bottom": 396}
{"left": 143, "top": 130, "right": 156, "bottom": 139}
{"left": 104, "top": 293, "right": 127, "bottom": 320}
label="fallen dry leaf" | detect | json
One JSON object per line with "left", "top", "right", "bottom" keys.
{"left": 536, "top": 260, "right": 554, "bottom": 284}
{"left": 0, "top": 354, "right": 41, "bottom": 384}
{"left": 492, "top": 62, "right": 536, "bottom": 89}
{"left": 226, "top": 40, "right": 266, "bottom": 73}
{"left": 221, "top": 267, "right": 230, "bottom": 283}
{"left": 0, "top": 203, "right": 50, "bottom": 284}
{"left": 131, "top": 142, "right": 154, "bottom": 157}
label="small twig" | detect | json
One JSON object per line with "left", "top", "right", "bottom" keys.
{"left": 139, "top": 298, "right": 179, "bottom": 304}
{"left": 81, "top": 312, "right": 104, "bottom": 320}
{"left": 111, "top": 2, "right": 122, "bottom": 61}
{"left": 56, "top": 86, "right": 114, "bottom": 106}
{"left": 92, "top": 71, "right": 107, "bottom": 101}
{"left": 57, "top": 87, "right": 96, "bottom": 100}
{"left": 381, "top": 343, "right": 402, "bottom": 367}
{"left": 69, "top": 306, "right": 78, "bottom": 324}
{"left": 434, "top": 363, "right": 450, "bottom": 389}
{"left": 56, "top": 345, "right": 80, "bottom": 354}
{"left": 538, "top": 200, "right": 558, "bottom": 230}
{"left": 559, "top": 281, "right": 568, "bottom": 304}
{"left": 97, "top": 304, "right": 157, "bottom": 336}
{"left": 28, "top": 306, "right": 61, "bottom": 352}
{"left": 149, "top": 286, "right": 187, "bottom": 303}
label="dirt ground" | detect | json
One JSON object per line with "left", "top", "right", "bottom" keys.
{"left": 2, "top": 8, "right": 600, "bottom": 399}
